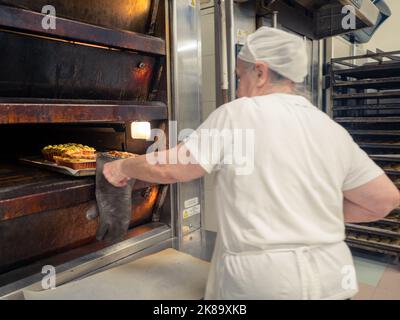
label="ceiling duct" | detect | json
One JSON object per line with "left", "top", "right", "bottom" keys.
{"left": 251, "top": 0, "right": 380, "bottom": 39}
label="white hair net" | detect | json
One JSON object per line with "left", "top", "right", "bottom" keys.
{"left": 238, "top": 27, "right": 309, "bottom": 83}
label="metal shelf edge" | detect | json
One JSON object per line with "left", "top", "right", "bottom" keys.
{"left": 0, "top": 5, "right": 166, "bottom": 56}
{"left": 346, "top": 223, "right": 400, "bottom": 238}
{"left": 0, "top": 102, "right": 168, "bottom": 123}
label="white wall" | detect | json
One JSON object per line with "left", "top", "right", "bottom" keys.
{"left": 363, "top": 0, "right": 400, "bottom": 53}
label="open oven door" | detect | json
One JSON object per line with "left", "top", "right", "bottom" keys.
{"left": 21, "top": 248, "right": 209, "bottom": 300}
{"left": 0, "top": 229, "right": 210, "bottom": 300}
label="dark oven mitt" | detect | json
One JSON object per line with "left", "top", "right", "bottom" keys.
{"left": 86, "top": 152, "right": 136, "bottom": 243}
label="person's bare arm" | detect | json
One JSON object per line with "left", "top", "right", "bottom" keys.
{"left": 103, "top": 144, "right": 207, "bottom": 186}
{"left": 343, "top": 198, "right": 388, "bottom": 223}
{"left": 343, "top": 174, "right": 400, "bottom": 223}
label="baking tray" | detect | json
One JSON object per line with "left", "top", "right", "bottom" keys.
{"left": 346, "top": 223, "right": 400, "bottom": 238}
{"left": 359, "top": 143, "right": 400, "bottom": 150}
{"left": 384, "top": 169, "right": 400, "bottom": 176}
{"left": 335, "top": 117, "right": 400, "bottom": 123}
{"left": 346, "top": 240, "right": 400, "bottom": 262}
{"left": 333, "top": 77, "right": 400, "bottom": 90}
{"left": 19, "top": 156, "right": 95, "bottom": 177}
{"left": 345, "top": 238, "right": 400, "bottom": 253}
{"left": 333, "top": 103, "right": 400, "bottom": 111}
{"left": 350, "top": 130, "right": 400, "bottom": 136}
{"left": 332, "top": 62, "right": 400, "bottom": 79}
{"left": 333, "top": 90, "right": 400, "bottom": 100}
{"left": 371, "top": 154, "right": 400, "bottom": 159}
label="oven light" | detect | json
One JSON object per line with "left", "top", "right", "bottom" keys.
{"left": 131, "top": 122, "right": 151, "bottom": 140}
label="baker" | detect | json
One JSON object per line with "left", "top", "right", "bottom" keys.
{"left": 102, "top": 27, "right": 399, "bottom": 300}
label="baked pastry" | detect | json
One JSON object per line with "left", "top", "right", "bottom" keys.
{"left": 387, "top": 211, "right": 400, "bottom": 221}
{"left": 369, "top": 236, "right": 380, "bottom": 242}
{"left": 347, "top": 233, "right": 357, "bottom": 240}
{"left": 391, "top": 226, "right": 400, "bottom": 233}
{"left": 42, "top": 143, "right": 96, "bottom": 161}
{"left": 42, "top": 143, "right": 97, "bottom": 170}
{"left": 106, "top": 151, "right": 137, "bottom": 159}
{"left": 53, "top": 156, "right": 96, "bottom": 170}
{"left": 357, "top": 234, "right": 368, "bottom": 240}
{"left": 390, "top": 239, "right": 400, "bottom": 246}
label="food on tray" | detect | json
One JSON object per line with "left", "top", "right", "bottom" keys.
{"left": 346, "top": 232, "right": 357, "bottom": 240}
{"left": 42, "top": 143, "right": 96, "bottom": 170}
{"left": 391, "top": 239, "right": 400, "bottom": 246}
{"left": 384, "top": 225, "right": 398, "bottom": 232}
{"left": 357, "top": 234, "right": 368, "bottom": 240}
{"left": 387, "top": 210, "right": 400, "bottom": 221}
{"left": 53, "top": 156, "right": 96, "bottom": 170}
{"left": 105, "top": 151, "right": 138, "bottom": 159}
{"left": 383, "top": 164, "right": 400, "bottom": 171}
{"left": 368, "top": 236, "right": 380, "bottom": 242}
{"left": 392, "top": 179, "right": 400, "bottom": 188}
{"left": 42, "top": 143, "right": 96, "bottom": 161}
{"left": 41, "top": 144, "right": 138, "bottom": 171}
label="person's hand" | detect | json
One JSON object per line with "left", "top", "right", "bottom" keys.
{"left": 103, "top": 159, "right": 130, "bottom": 187}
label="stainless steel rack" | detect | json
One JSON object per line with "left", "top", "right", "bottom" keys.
{"left": 330, "top": 50, "right": 400, "bottom": 263}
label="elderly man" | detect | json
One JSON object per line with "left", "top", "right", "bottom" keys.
{"left": 103, "top": 27, "right": 399, "bottom": 299}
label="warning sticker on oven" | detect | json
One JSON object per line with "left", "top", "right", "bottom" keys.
{"left": 184, "top": 197, "right": 199, "bottom": 209}
{"left": 183, "top": 204, "right": 200, "bottom": 219}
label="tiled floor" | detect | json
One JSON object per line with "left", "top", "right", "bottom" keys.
{"left": 352, "top": 253, "right": 400, "bottom": 300}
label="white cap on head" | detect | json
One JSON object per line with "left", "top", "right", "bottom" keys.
{"left": 238, "top": 27, "right": 309, "bottom": 83}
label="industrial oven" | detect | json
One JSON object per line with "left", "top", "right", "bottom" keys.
{"left": 0, "top": 0, "right": 208, "bottom": 299}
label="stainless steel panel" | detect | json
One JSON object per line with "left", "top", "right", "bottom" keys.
{"left": 305, "top": 38, "right": 323, "bottom": 108}
{"left": 177, "top": 229, "right": 216, "bottom": 262}
{"left": 170, "top": 0, "right": 203, "bottom": 239}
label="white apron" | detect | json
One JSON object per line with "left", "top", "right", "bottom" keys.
{"left": 204, "top": 235, "right": 357, "bottom": 300}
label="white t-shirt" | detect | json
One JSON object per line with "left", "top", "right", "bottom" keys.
{"left": 183, "top": 93, "right": 384, "bottom": 299}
